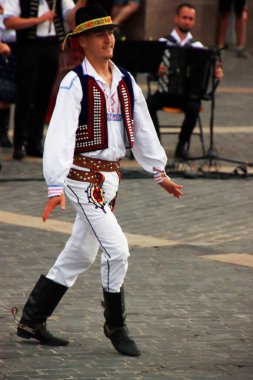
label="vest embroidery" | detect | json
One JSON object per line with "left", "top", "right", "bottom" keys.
{"left": 73, "top": 65, "right": 134, "bottom": 154}
{"left": 75, "top": 78, "right": 108, "bottom": 153}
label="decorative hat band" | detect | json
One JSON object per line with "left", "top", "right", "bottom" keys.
{"left": 63, "top": 16, "right": 113, "bottom": 49}
{"left": 72, "top": 16, "right": 113, "bottom": 36}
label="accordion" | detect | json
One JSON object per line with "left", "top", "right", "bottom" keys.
{"left": 162, "top": 46, "right": 218, "bottom": 99}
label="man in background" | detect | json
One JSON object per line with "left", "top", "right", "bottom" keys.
{"left": 147, "top": 3, "right": 222, "bottom": 160}
{"left": 3, "top": 0, "right": 87, "bottom": 160}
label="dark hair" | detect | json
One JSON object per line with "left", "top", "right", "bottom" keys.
{"left": 176, "top": 3, "right": 196, "bottom": 15}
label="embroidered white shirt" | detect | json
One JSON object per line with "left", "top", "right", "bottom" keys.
{"left": 159, "top": 29, "right": 203, "bottom": 48}
{"left": 43, "top": 58, "right": 167, "bottom": 193}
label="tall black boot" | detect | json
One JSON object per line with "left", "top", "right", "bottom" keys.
{"left": 103, "top": 287, "right": 141, "bottom": 357}
{"left": 17, "top": 275, "right": 68, "bottom": 346}
{"left": 0, "top": 108, "right": 12, "bottom": 148}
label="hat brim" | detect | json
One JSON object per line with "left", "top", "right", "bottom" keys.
{"left": 73, "top": 23, "right": 118, "bottom": 37}
{"left": 79, "top": 24, "right": 119, "bottom": 36}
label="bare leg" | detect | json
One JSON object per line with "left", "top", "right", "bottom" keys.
{"left": 217, "top": 12, "right": 230, "bottom": 48}
{"left": 235, "top": 14, "right": 245, "bottom": 48}
{"left": 111, "top": 1, "right": 140, "bottom": 25}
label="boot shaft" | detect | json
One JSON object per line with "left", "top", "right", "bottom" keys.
{"left": 103, "top": 287, "right": 126, "bottom": 328}
{"left": 21, "top": 275, "right": 67, "bottom": 325}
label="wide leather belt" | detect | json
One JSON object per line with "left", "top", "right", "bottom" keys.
{"left": 67, "top": 168, "right": 105, "bottom": 186}
{"left": 72, "top": 155, "right": 120, "bottom": 172}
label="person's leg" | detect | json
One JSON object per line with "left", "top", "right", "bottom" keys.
{"left": 26, "top": 42, "right": 59, "bottom": 156}
{"left": 217, "top": 0, "right": 232, "bottom": 48}
{"left": 111, "top": 0, "right": 140, "bottom": 25}
{"left": 0, "top": 105, "right": 12, "bottom": 147}
{"left": 147, "top": 92, "right": 169, "bottom": 141}
{"left": 72, "top": 202, "right": 139, "bottom": 356}
{"left": 234, "top": 0, "right": 247, "bottom": 57}
{"left": 17, "top": 212, "right": 100, "bottom": 346}
{"left": 47, "top": 213, "right": 100, "bottom": 287}
{"left": 17, "top": 275, "right": 69, "bottom": 346}
{"left": 175, "top": 98, "right": 201, "bottom": 159}
{"left": 235, "top": 14, "right": 244, "bottom": 47}
{"left": 66, "top": 176, "right": 140, "bottom": 356}
{"left": 13, "top": 45, "right": 39, "bottom": 159}
{"left": 71, "top": 199, "right": 129, "bottom": 293}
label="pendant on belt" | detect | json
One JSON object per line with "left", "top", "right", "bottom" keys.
{"left": 85, "top": 175, "right": 107, "bottom": 212}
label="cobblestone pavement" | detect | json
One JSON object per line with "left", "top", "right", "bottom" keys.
{"left": 0, "top": 49, "right": 253, "bottom": 379}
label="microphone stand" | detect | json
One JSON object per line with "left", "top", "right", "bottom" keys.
{"left": 187, "top": 49, "right": 253, "bottom": 176}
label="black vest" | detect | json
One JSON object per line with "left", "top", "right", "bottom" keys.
{"left": 17, "top": 0, "right": 65, "bottom": 44}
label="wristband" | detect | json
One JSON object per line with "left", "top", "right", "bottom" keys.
{"left": 153, "top": 172, "right": 170, "bottom": 184}
{"left": 48, "top": 185, "right": 64, "bottom": 198}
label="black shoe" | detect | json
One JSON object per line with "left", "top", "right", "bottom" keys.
{"left": 17, "top": 322, "right": 69, "bottom": 346}
{"left": 175, "top": 143, "right": 189, "bottom": 160}
{"left": 26, "top": 145, "right": 43, "bottom": 158}
{"left": 104, "top": 323, "right": 141, "bottom": 357}
{"left": 13, "top": 145, "right": 26, "bottom": 160}
{"left": 0, "top": 135, "right": 13, "bottom": 148}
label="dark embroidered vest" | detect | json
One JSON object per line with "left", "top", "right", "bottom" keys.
{"left": 72, "top": 65, "right": 135, "bottom": 154}
{"left": 17, "top": 0, "right": 65, "bottom": 44}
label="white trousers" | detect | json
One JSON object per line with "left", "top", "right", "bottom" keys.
{"left": 46, "top": 171, "right": 129, "bottom": 293}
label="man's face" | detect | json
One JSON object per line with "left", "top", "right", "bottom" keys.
{"left": 174, "top": 6, "right": 196, "bottom": 33}
{"left": 79, "top": 28, "right": 115, "bottom": 61}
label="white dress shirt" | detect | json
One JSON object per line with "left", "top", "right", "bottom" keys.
{"left": 0, "top": 0, "right": 16, "bottom": 41}
{"left": 43, "top": 58, "right": 167, "bottom": 192}
{"left": 3, "top": 0, "right": 75, "bottom": 37}
{"left": 159, "top": 28, "right": 203, "bottom": 48}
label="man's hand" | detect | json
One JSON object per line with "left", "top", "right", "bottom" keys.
{"left": 159, "top": 177, "right": 183, "bottom": 198}
{"left": 42, "top": 194, "right": 66, "bottom": 222}
{"left": 157, "top": 63, "right": 168, "bottom": 76}
{"left": 0, "top": 42, "right": 11, "bottom": 56}
{"left": 215, "top": 63, "right": 223, "bottom": 81}
{"left": 38, "top": 10, "right": 55, "bottom": 25}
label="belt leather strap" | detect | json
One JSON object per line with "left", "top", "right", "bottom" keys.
{"left": 72, "top": 155, "right": 120, "bottom": 172}
{"left": 67, "top": 168, "right": 105, "bottom": 186}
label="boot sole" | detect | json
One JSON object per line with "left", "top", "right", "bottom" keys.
{"left": 17, "top": 327, "right": 69, "bottom": 346}
{"left": 17, "top": 327, "right": 34, "bottom": 339}
{"left": 111, "top": 342, "right": 141, "bottom": 357}
{"left": 104, "top": 327, "right": 141, "bottom": 357}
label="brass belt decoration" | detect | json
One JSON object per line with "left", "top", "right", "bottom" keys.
{"left": 67, "top": 156, "right": 121, "bottom": 213}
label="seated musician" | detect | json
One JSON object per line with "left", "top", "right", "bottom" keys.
{"left": 147, "top": 2, "right": 223, "bottom": 160}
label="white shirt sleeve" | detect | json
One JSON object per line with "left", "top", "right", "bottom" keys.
{"left": 2, "top": 0, "right": 20, "bottom": 18}
{"left": 3, "top": 0, "right": 75, "bottom": 20}
{"left": 61, "top": 0, "right": 75, "bottom": 18}
{"left": 43, "top": 71, "right": 82, "bottom": 192}
{"left": 131, "top": 77, "right": 168, "bottom": 173}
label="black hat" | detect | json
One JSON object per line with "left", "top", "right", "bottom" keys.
{"left": 70, "top": 6, "right": 117, "bottom": 37}
{"left": 63, "top": 5, "right": 117, "bottom": 48}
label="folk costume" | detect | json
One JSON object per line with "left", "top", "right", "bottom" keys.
{"left": 14, "top": 6, "right": 170, "bottom": 357}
